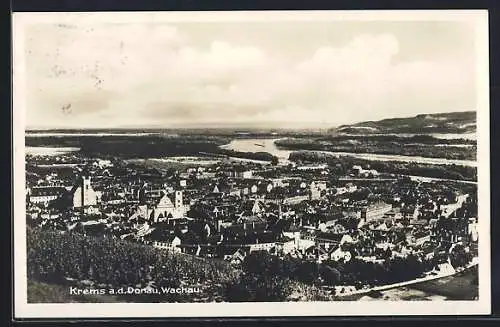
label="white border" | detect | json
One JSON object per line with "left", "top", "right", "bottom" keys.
{"left": 12, "top": 10, "right": 491, "bottom": 318}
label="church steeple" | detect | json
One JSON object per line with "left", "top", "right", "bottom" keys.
{"left": 72, "top": 172, "right": 97, "bottom": 210}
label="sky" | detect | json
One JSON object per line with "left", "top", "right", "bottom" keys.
{"left": 19, "top": 14, "right": 478, "bottom": 129}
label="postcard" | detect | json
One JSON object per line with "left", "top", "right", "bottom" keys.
{"left": 12, "top": 10, "right": 490, "bottom": 318}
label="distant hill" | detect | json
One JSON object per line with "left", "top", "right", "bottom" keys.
{"left": 331, "top": 111, "right": 476, "bottom": 135}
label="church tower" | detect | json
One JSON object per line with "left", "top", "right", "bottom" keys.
{"left": 73, "top": 174, "right": 97, "bottom": 209}
{"left": 175, "top": 190, "right": 183, "bottom": 209}
{"left": 83, "top": 176, "right": 91, "bottom": 192}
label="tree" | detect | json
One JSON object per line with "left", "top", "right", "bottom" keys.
{"left": 271, "top": 156, "right": 279, "bottom": 166}
{"left": 449, "top": 244, "right": 471, "bottom": 268}
{"left": 224, "top": 273, "right": 291, "bottom": 302}
{"left": 319, "top": 265, "right": 341, "bottom": 286}
{"left": 228, "top": 251, "right": 293, "bottom": 302}
{"left": 242, "top": 251, "right": 284, "bottom": 277}
{"left": 295, "top": 261, "right": 319, "bottom": 284}
{"left": 350, "top": 187, "right": 371, "bottom": 202}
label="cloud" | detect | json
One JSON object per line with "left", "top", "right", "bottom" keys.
{"left": 24, "top": 24, "right": 475, "bottom": 128}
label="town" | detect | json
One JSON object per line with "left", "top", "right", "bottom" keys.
{"left": 25, "top": 146, "right": 479, "bottom": 296}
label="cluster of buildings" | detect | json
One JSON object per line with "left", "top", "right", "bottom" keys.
{"left": 25, "top": 151, "right": 478, "bottom": 275}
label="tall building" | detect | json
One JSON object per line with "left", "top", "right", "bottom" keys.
{"left": 71, "top": 175, "right": 98, "bottom": 208}
{"left": 175, "top": 190, "right": 183, "bottom": 208}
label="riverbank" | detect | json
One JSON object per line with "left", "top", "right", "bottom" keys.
{"left": 333, "top": 261, "right": 478, "bottom": 301}
{"left": 26, "top": 146, "right": 81, "bottom": 156}
{"left": 407, "top": 175, "right": 477, "bottom": 185}
{"left": 221, "top": 138, "right": 476, "bottom": 167}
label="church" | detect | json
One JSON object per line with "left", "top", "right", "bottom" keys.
{"left": 130, "top": 189, "right": 189, "bottom": 223}
{"left": 70, "top": 175, "right": 98, "bottom": 208}
{"left": 50, "top": 174, "right": 99, "bottom": 214}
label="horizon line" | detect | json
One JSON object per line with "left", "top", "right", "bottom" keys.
{"left": 24, "top": 109, "right": 476, "bottom": 131}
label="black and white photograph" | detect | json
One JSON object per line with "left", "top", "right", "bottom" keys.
{"left": 13, "top": 10, "right": 490, "bottom": 318}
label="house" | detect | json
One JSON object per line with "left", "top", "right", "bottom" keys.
{"left": 251, "top": 199, "right": 264, "bottom": 215}
{"left": 219, "top": 217, "right": 268, "bottom": 241}
{"left": 293, "top": 237, "right": 316, "bottom": 253}
{"left": 227, "top": 248, "right": 247, "bottom": 266}
{"left": 351, "top": 165, "right": 379, "bottom": 178}
{"left": 270, "top": 178, "right": 291, "bottom": 188}
{"left": 135, "top": 221, "right": 154, "bottom": 237}
{"left": 330, "top": 246, "right": 352, "bottom": 262}
{"left": 239, "top": 199, "right": 265, "bottom": 216}
{"left": 311, "top": 181, "right": 328, "bottom": 191}
{"left": 84, "top": 205, "right": 101, "bottom": 215}
{"left": 261, "top": 182, "right": 273, "bottom": 194}
{"left": 213, "top": 182, "right": 231, "bottom": 194}
{"left": 241, "top": 187, "right": 250, "bottom": 196}
{"left": 28, "top": 186, "right": 67, "bottom": 205}
{"left": 39, "top": 212, "right": 61, "bottom": 220}
{"left": 375, "top": 222, "right": 390, "bottom": 232}
{"left": 352, "top": 165, "right": 363, "bottom": 175}
{"left": 94, "top": 159, "right": 113, "bottom": 168}
{"left": 316, "top": 231, "right": 353, "bottom": 246}
{"left": 310, "top": 181, "right": 326, "bottom": 200}
{"left": 223, "top": 166, "right": 253, "bottom": 179}
{"left": 468, "top": 218, "right": 479, "bottom": 242}
{"left": 361, "top": 202, "right": 393, "bottom": 222}
{"left": 283, "top": 195, "right": 309, "bottom": 205}
{"left": 383, "top": 207, "right": 402, "bottom": 220}
{"left": 198, "top": 172, "right": 216, "bottom": 179}
{"left": 297, "top": 164, "right": 328, "bottom": 171}
{"left": 286, "top": 247, "right": 305, "bottom": 259}
{"left": 239, "top": 170, "right": 253, "bottom": 179}
{"left": 345, "top": 183, "right": 358, "bottom": 193}
{"left": 152, "top": 235, "right": 182, "bottom": 253}
{"left": 249, "top": 242, "right": 276, "bottom": 253}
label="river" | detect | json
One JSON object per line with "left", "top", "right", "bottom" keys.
{"left": 220, "top": 138, "right": 293, "bottom": 163}
{"left": 25, "top": 135, "right": 477, "bottom": 167}
{"left": 220, "top": 138, "right": 477, "bottom": 167}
